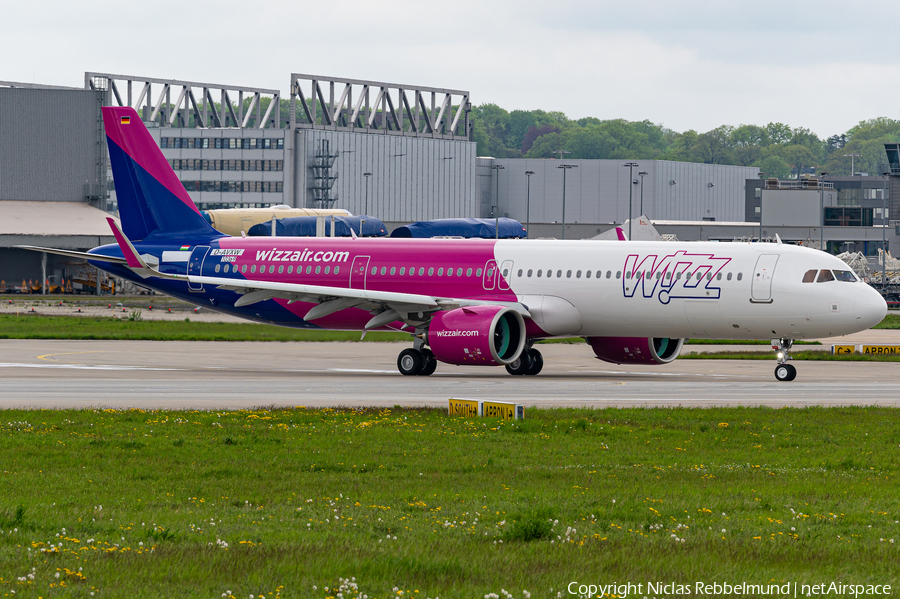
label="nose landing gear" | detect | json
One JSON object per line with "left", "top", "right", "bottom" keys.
{"left": 772, "top": 338, "right": 796, "bottom": 382}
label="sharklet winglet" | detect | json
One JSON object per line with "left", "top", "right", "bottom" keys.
{"left": 106, "top": 218, "right": 182, "bottom": 281}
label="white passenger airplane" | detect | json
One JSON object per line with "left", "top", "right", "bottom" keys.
{"left": 20, "top": 107, "right": 888, "bottom": 381}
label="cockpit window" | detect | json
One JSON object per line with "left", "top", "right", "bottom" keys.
{"left": 816, "top": 269, "right": 835, "bottom": 283}
{"left": 802, "top": 269, "right": 817, "bottom": 283}
{"left": 833, "top": 270, "right": 857, "bottom": 282}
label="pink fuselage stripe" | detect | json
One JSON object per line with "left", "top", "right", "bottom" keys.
{"left": 102, "top": 107, "right": 201, "bottom": 216}
{"left": 216, "top": 237, "right": 518, "bottom": 311}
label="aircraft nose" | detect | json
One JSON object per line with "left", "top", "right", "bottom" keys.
{"left": 854, "top": 286, "right": 888, "bottom": 330}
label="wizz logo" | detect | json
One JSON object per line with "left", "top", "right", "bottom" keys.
{"left": 623, "top": 251, "right": 731, "bottom": 304}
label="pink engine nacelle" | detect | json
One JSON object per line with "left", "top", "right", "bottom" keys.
{"left": 587, "top": 336, "right": 684, "bottom": 365}
{"left": 428, "top": 305, "right": 526, "bottom": 366}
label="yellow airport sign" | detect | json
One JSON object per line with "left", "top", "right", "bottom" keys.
{"left": 861, "top": 345, "right": 900, "bottom": 355}
{"left": 832, "top": 345, "right": 856, "bottom": 355}
{"left": 482, "top": 400, "right": 524, "bottom": 420}
{"left": 448, "top": 398, "right": 480, "bottom": 417}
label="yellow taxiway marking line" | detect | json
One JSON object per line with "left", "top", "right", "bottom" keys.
{"left": 37, "top": 351, "right": 110, "bottom": 363}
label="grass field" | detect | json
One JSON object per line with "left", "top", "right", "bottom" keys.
{"left": 1, "top": 406, "right": 898, "bottom": 598}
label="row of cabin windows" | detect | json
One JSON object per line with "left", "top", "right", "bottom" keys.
{"left": 214, "top": 262, "right": 747, "bottom": 282}
{"left": 515, "top": 268, "right": 744, "bottom": 282}
{"left": 801, "top": 269, "right": 858, "bottom": 283}
{"left": 372, "top": 266, "right": 481, "bottom": 277}
{"left": 214, "top": 264, "right": 342, "bottom": 275}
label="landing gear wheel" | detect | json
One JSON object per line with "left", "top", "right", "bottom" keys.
{"left": 418, "top": 349, "right": 437, "bottom": 376}
{"left": 526, "top": 348, "right": 543, "bottom": 376}
{"left": 398, "top": 348, "right": 423, "bottom": 376}
{"left": 774, "top": 363, "right": 796, "bottom": 382}
{"left": 505, "top": 351, "right": 533, "bottom": 376}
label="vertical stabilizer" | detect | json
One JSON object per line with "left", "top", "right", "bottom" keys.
{"left": 103, "top": 106, "right": 221, "bottom": 241}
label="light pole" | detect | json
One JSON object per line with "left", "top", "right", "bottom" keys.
{"left": 623, "top": 162, "right": 639, "bottom": 239}
{"left": 882, "top": 171, "right": 888, "bottom": 289}
{"left": 363, "top": 172, "right": 372, "bottom": 215}
{"left": 491, "top": 164, "right": 505, "bottom": 239}
{"left": 552, "top": 149, "right": 570, "bottom": 160}
{"left": 557, "top": 164, "right": 578, "bottom": 239}
{"left": 525, "top": 170, "right": 535, "bottom": 238}
{"left": 638, "top": 171, "right": 648, "bottom": 217}
{"left": 819, "top": 172, "right": 828, "bottom": 252}
{"left": 844, "top": 153, "right": 861, "bottom": 176}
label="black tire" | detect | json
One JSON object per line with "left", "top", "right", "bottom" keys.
{"left": 785, "top": 363, "right": 797, "bottom": 381}
{"left": 505, "top": 351, "right": 532, "bottom": 375}
{"left": 774, "top": 363, "right": 795, "bottom": 382}
{"left": 397, "top": 349, "right": 423, "bottom": 376}
{"left": 418, "top": 349, "right": 437, "bottom": 376}
{"left": 526, "top": 349, "right": 543, "bottom": 376}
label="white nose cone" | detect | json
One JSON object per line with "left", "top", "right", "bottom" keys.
{"left": 854, "top": 287, "right": 888, "bottom": 331}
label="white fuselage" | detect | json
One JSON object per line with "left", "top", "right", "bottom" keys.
{"left": 495, "top": 240, "right": 886, "bottom": 340}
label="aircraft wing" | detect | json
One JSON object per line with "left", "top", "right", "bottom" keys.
{"left": 189, "top": 273, "right": 530, "bottom": 327}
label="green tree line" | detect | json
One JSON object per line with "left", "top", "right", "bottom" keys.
{"left": 471, "top": 104, "right": 900, "bottom": 179}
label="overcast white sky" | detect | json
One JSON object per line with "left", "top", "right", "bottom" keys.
{"left": 2, "top": 0, "right": 897, "bottom": 137}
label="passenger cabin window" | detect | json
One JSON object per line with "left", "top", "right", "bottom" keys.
{"left": 802, "top": 269, "right": 817, "bottom": 283}
{"left": 737, "top": 273, "right": 743, "bottom": 281}
{"left": 817, "top": 269, "right": 835, "bottom": 283}
{"left": 727, "top": 272, "right": 732, "bottom": 281}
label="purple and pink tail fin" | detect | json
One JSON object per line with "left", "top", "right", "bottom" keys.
{"left": 103, "top": 106, "right": 221, "bottom": 242}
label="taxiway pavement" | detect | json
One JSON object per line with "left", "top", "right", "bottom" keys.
{"left": 0, "top": 335, "right": 897, "bottom": 410}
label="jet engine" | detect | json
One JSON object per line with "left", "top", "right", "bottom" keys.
{"left": 587, "top": 336, "right": 684, "bottom": 365}
{"left": 428, "top": 306, "right": 526, "bottom": 366}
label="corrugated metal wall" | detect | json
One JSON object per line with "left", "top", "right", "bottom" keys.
{"left": 294, "top": 129, "right": 477, "bottom": 220}
{"left": 0, "top": 88, "right": 102, "bottom": 202}
{"left": 482, "top": 159, "right": 759, "bottom": 225}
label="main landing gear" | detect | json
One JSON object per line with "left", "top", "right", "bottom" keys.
{"left": 397, "top": 348, "right": 437, "bottom": 376}
{"left": 772, "top": 338, "right": 797, "bottom": 382}
{"left": 505, "top": 347, "right": 543, "bottom": 376}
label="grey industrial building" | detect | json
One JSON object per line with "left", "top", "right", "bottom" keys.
{"left": 2, "top": 70, "right": 899, "bottom": 291}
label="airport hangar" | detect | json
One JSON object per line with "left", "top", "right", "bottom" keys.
{"left": 1, "top": 71, "right": 898, "bottom": 288}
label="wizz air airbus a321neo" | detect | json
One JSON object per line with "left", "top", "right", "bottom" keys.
{"left": 20, "top": 107, "right": 888, "bottom": 381}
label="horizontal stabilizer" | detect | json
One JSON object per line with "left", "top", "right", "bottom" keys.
{"left": 14, "top": 245, "right": 129, "bottom": 264}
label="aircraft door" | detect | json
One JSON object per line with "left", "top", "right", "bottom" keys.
{"left": 350, "top": 256, "right": 370, "bottom": 289}
{"left": 751, "top": 254, "right": 779, "bottom": 302}
{"left": 187, "top": 246, "right": 210, "bottom": 291}
{"left": 482, "top": 260, "right": 498, "bottom": 290}
{"left": 498, "top": 260, "right": 514, "bottom": 291}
